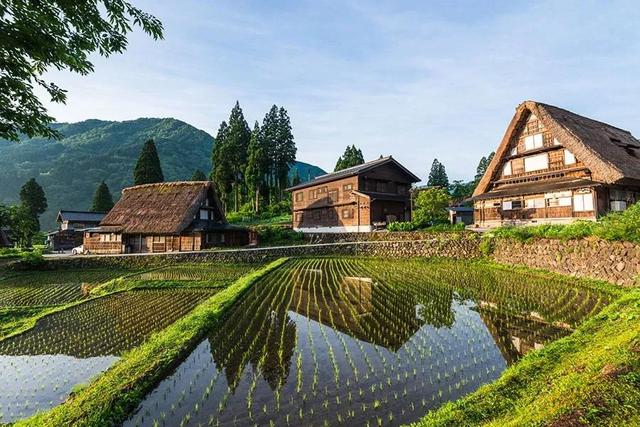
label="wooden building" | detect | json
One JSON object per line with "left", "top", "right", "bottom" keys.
{"left": 288, "top": 156, "right": 420, "bottom": 233}
{"left": 48, "top": 210, "right": 107, "bottom": 251}
{"left": 473, "top": 101, "right": 640, "bottom": 228}
{"left": 83, "top": 181, "right": 250, "bottom": 254}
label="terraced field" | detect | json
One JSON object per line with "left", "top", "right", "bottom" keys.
{"left": 125, "top": 258, "right": 612, "bottom": 427}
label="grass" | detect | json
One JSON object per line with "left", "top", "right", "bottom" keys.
{"left": 15, "top": 257, "right": 289, "bottom": 427}
{"left": 488, "top": 201, "right": 640, "bottom": 243}
{"left": 413, "top": 288, "right": 640, "bottom": 426}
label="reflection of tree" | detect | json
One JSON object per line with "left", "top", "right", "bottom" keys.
{"left": 251, "top": 312, "right": 296, "bottom": 390}
{"left": 412, "top": 287, "right": 455, "bottom": 329}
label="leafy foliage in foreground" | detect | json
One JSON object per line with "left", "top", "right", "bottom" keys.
{"left": 415, "top": 288, "right": 640, "bottom": 427}
{"left": 14, "top": 258, "right": 289, "bottom": 427}
{"left": 490, "top": 202, "right": 640, "bottom": 243}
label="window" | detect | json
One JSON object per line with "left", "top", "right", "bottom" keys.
{"left": 502, "top": 161, "right": 512, "bottom": 176}
{"left": 573, "top": 193, "right": 594, "bottom": 212}
{"left": 547, "top": 197, "right": 572, "bottom": 207}
{"left": 309, "top": 189, "right": 317, "bottom": 200}
{"left": 328, "top": 190, "right": 338, "bottom": 202}
{"left": 524, "top": 134, "right": 544, "bottom": 151}
{"left": 295, "top": 192, "right": 304, "bottom": 202}
{"left": 199, "top": 209, "right": 210, "bottom": 220}
{"left": 295, "top": 212, "right": 303, "bottom": 222}
{"left": 153, "top": 236, "right": 165, "bottom": 243}
{"left": 564, "top": 149, "right": 576, "bottom": 165}
{"left": 502, "top": 200, "right": 522, "bottom": 210}
{"left": 510, "top": 146, "right": 517, "bottom": 156}
{"left": 526, "top": 198, "right": 545, "bottom": 209}
{"left": 611, "top": 200, "right": 627, "bottom": 211}
{"left": 553, "top": 138, "right": 561, "bottom": 146}
{"left": 342, "top": 209, "right": 353, "bottom": 219}
{"left": 376, "top": 181, "right": 388, "bottom": 192}
{"left": 343, "top": 183, "right": 353, "bottom": 191}
{"left": 313, "top": 210, "right": 320, "bottom": 220}
{"left": 524, "top": 154, "right": 549, "bottom": 172}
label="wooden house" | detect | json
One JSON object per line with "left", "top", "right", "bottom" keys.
{"left": 472, "top": 101, "right": 640, "bottom": 228}
{"left": 48, "top": 210, "right": 107, "bottom": 251}
{"left": 288, "top": 156, "right": 420, "bottom": 233}
{"left": 83, "top": 181, "right": 250, "bottom": 254}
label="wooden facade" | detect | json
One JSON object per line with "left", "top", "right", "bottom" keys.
{"left": 473, "top": 101, "right": 640, "bottom": 228}
{"left": 48, "top": 210, "right": 106, "bottom": 251}
{"left": 83, "top": 182, "right": 251, "bottom": 254}
{"left": 288, "top": 156, "right": 420, "bottom": 232}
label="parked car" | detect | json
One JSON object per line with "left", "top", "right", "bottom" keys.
{"left": 71, "top": 245, "right": 90, "bottom": 255}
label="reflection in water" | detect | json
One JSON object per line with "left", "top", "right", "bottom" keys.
{"left": 125, "top": 258, "right": 611, "bottom": 427}
{"left": 0, "top": 289, "right": 214, "bottom": 423}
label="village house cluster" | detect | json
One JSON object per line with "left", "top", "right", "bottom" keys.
{"left": 30, "top": 99, "right": 640, "bottom": 254}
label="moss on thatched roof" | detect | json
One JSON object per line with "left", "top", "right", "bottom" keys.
{"left": 475, "top": 101, "right": 640, "bottom": 196}
{"left": 100, "top": 181, "right": 223, "bottom": 234}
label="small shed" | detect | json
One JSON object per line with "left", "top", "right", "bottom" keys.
{"left": 447, "top": 206, "right": 474, "bottom": 225}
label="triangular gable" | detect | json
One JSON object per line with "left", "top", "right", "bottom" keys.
{"left": 473, "top": 101, "right": 629, "bottom": 196}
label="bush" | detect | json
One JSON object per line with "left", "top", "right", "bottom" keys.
{"left": 254, "top": 225, "right": 304, "bottom": 246}
{"left": 387, "top": 221, "right": 417, "bottom": 232}
{"left": 387, "top": 221, "right": 465, "bottom": 233}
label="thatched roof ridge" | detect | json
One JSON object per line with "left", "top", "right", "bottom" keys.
{"left": 100, "top": 181, "right": 224, "bottom": 234}
{"left": 474, "top": 101, "right": 640, "bottom": 196}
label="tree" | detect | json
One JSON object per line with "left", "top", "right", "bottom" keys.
{"left": 211, "top": 121, "right": 233, "bottom": 210}
{"left": 274, "top": 107, "right": 297, "bottom": 198}
{"left": 245, "top": 122, "right": 267, "bottom": 212}
{"left": 1, "top": 1, "right": 163, "bottom": 142}
{"left": 9, "top": 205, "right": 39, "bottom": 247}
{"left": 334, "top": 145, "right": 364, "bottom": 171}
{"left": 133, "top": 139, "right": 164, "bottom": 185}
{"left": 449, "top": 180, "right": 475, "bottom": 201}
{"left": 225, "top": 102, "right": 251, "bottom": 211}
{"left": 413, "top": 187, "right": 451, "bottom": 226}
{"left": 427, "top": 159, "right": 449, "bottom": 188}
{"left": 0, "top": 204, "right": 10, "bottom": 229}
{"left": 191, "top": 170, "right": 207, "bottom": 181}
{"left": 19, "top": 178, "right": 47, "bottom": 219}
{"left": 474, "top": 151, "right": 495, "bottom": 184}
{"left": 91, "top": 181, "right": 114, "bottom": 212}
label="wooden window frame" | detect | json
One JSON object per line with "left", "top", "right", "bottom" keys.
{"left": 295, "top": 192, "right": 304, "bottom": 202}
{"left": 341, "top": 208, "right": 353, "bottom": 219}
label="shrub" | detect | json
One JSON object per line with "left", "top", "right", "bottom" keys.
{"left": 387, "top": 221, "right": 417, "bottom": 232}
{"left": 413, "top": 187, "right": 451, "bottom": 226}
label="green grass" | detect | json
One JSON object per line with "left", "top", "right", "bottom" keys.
{"left": 15, "top": 258, "right": 289, "bottom": 427}
{"left": 413, "top": 288, "right": 640, "bottom": 426}
{"left": 489, "top": 201, "right": 640, "bottom": 243}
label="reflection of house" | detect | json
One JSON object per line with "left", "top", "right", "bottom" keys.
{"left": 473, "top": 101, "right": 640, "bottom": 228}
{"left": 288, "top": 156, "right": 420, "bottom": 233}
{"left": 47, "top": 210, "right": 106, "bottom": 251}
{"left": 84, "top": 182, "right": 250, "bottom": 254}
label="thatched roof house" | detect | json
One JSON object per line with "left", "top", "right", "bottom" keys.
{"left": 84, "top": 181, "right": 249, "bottom": 254}
{"left": 473, "top": 101, "right": 640, "bottom": 228}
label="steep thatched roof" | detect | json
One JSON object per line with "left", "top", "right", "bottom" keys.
{"left": 100, "top": 181, "right": 224, "bottom": 234}
{"left": 474, "top": 101, "right": 640, "bottom": 196}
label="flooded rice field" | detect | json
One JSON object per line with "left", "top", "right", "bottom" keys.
{"left": 125, "top": 258, "right": 611, "bottom": 427}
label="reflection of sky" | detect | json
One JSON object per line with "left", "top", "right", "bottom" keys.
{"left": 0, "top": 354, "right": 118, "bottom": 423}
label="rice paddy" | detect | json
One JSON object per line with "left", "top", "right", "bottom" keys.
{"left": 124, "top": 258, "right": 612, "bottom": 427}
{"left": 127, "top": 263, "right": 256, "bottom": 287}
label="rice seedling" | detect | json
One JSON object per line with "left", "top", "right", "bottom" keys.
{"left": 123, "top": 257, "right": 612, "bottom": 426}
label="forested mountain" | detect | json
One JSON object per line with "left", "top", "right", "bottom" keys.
{"left": 0, "top": 118, "right": 325, "bottom": 230}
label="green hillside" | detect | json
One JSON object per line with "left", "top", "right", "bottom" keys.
{"left": 0, "top": 118, "right": 325, "bottom": 230}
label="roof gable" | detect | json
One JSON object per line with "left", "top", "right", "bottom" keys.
{"left": 287, "top": 156, "right": 420, "bottom": 191}
{"left": 100, "top": 181, "right": 224, "bottom": 234}
{"left": 474, "top": 101, "right": 640, "bottom": 196}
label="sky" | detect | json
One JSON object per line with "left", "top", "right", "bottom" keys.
{"left": 39, "top": 0, "right": 640, "bottom": 182}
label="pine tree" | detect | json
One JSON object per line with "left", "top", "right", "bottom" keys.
{"left": 211, "top": 121, "right": 233, "bottom": 211}
{"left": 133, "top": 139, "right": 164, "bottom": 185}
{"left": 245, "top": 122, "right": 267, "bottom": 212}
{"left": 473, "top": 151, "right": 495, "bottom": 184}
{"left": 225, "top": 101, "right": 251, "bottom": 211}
{"left": 191, "top": 170, "right": 207, "bottom": 181}
{"left": 427, "top": 159, "right": 449, "bottom": 188}
{"left": 274, "top": 107, "right": 296, "bottom": 198}
{"left": 335, "top": 145, "right": 364, "bottom": 171}
{"left": 19, "top": 178, "right": 47, "bottom": 218}
{"left": 91, "top": 181, "right": 114, "bottom": 212}
{"left": 261, "top": 106, "right": 280, "bottom": 199}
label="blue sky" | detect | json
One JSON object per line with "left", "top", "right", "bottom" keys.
{"left": 40, "top": 0, "right": 640, "bottom": 181}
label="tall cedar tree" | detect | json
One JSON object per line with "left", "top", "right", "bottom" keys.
{"left": 19, "top": 177, "right": 47, "bottom": 231}
{"left": 211, "top": 121, "right": 233, "bottom": 210}
{"left": 1, "top": 1, "right": 163, "bottom": 142}
{"left": 225, "top": 102, "right": 251, "bottom": 211}
{"left": 427, "top": 159, "right": 449, "bottom": 188}
{"left": 275, "top": 107, "right": 296, "bottom": 198}
{"left": 474, "top": 151, "right": 495, "bottom": 184}
{"left": 335, "top": 145, "right": 365, "bottom": 171}
{"left": 245, "top": 122, "right": 267, "bottom": 212}
{"left": 91, "top": 181, "right": 114, "bottom": 212}
{"left": 191, "top": 170, "right": 207, "bottom": 181}
{"left": 261, "top": 106, "right": 280, "bottom": 195}
{"left": 133, "top": 139, "right": 164, "bottom": 185}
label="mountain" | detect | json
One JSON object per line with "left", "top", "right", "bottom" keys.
{"left": 0, "top": 118, "right": 326, "bottom": 230}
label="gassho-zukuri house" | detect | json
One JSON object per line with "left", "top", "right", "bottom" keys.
{"left": 287, "top": 156, "right": 420, "bottom": 233}
{"left": 83, "top": 181, "right": 250, "bottom": 254}
{"left": 472, "top": 100, "right": 640, "bottom": 228}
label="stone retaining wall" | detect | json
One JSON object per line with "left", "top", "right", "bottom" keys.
{"left": 492, "top": 238, "right": 640, "bottom": 286}
{"left": 303, "top": 231, "right": 473, "bottom": 243}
